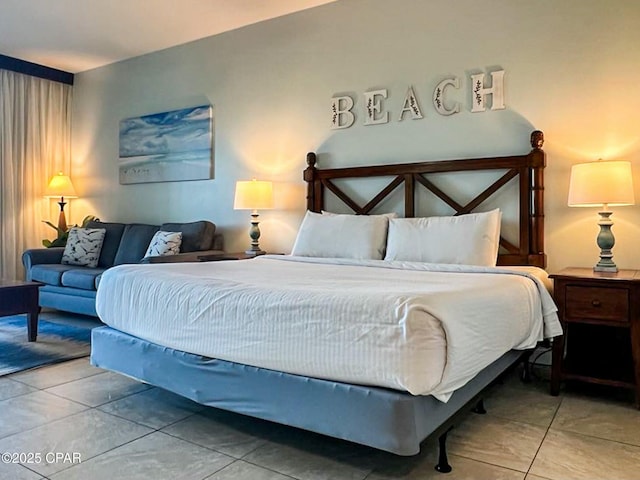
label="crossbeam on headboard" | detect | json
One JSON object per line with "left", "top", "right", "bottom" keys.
{"left": 303, "top": 130, "right": 546, "bottom": 268}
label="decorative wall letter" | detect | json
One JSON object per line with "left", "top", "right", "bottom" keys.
{"left": 331, "top": 96, "right": 355, "bottom": 129}
{"left": 433, "top": 77, "right": 461, "bottom": 116}
{"left": 398, "top": 86, "right": 423, "bottom": 121}
{"left": 363, "top": 89, "right": 389, "bottom": 125}
{"left": 330, "top": 67, "right": 507, "bottom": 127}
{"left": 470, "top": 70, "right": 505, "bottom": 113}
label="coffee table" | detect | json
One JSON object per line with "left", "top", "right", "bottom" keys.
{"left": 0, "top": 279, "right": 41, "bottom": 341}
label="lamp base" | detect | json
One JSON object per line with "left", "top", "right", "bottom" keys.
{"left": 594, "top": 265, "right": 618, "bottom": 273}
{"left": 57, "top": 200, "right": 68, "bottom": 232}
{"left": 594, "top": 210, "right": 618, "bottom": 274}
{"left": 245, "top": 212, "right": 267, "bottom": 257}
{"left": 244, "top": 248, "right": 266, "bottom": 256}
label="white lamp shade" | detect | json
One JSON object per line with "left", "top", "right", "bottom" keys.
{"left": 568, "top": 161, "right": 635, "bottom": 207}
{"left": 44, "top": 172, "right": 78, "bottom": 199}
{"left": 234, "top": 179, "right": 274, "bottom": 210}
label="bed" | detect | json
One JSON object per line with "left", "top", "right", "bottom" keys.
{"left": 91, "top": 130, "right": 560, "bottom": 470}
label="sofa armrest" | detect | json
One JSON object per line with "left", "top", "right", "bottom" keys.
{"left": 211, "top": 233, "right": 224, "bottom": 251}
{"left": 140, "top": 249, "right": 225, "bottom": 264}
{"left": 22, "top": 248, "right": 65, "bottom": 279}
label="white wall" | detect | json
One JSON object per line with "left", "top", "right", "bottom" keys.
{"left": 71, "top": 0, "right": 640, "bottom": 273}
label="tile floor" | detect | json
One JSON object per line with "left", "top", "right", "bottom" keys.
{"left": 1, "top": 357, "right": 639, "bottom": 480}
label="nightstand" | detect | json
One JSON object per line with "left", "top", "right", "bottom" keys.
{"left": 198, "top": 252, "right": 258, "bottom": 261}
{"left": 198, "top": 252, "right": 283, "bottom": 261}
{"left": 550, "top": 268, "right": 640, "bottom": 407}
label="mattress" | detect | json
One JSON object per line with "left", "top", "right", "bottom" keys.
{"left": 96, "top": 255, "right": 561, "bottom": 401}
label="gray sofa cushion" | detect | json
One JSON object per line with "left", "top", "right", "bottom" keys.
{"left": 113, "top": 223, "right": 160, "bottom": 265}
{"left": 160, "top": 221, "right": 215, "bottom": 253}
{"left": 30, "top": 264, "right": 76, "bottom": 286}
{"left": 86, "top": 221, "right": 126, "bottom": 268}
{"left": 61, "top": 267, "right": 108, "bottom": 290}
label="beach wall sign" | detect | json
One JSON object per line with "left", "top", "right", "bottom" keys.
{"left": 331, "top": 70, "right": 505, "bottom": 129}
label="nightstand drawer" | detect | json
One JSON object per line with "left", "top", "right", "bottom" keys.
{"left": 565, "top": 285, "right": 629, "bottom": 322}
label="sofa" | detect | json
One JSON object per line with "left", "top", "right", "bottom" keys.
{"left": 22, "top": 220, "right": 223, "bottom": 317}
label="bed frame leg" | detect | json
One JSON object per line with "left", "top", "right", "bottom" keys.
{"left": 471, "top": 398, "right": 486, "bottom": 414}
{"left": 434, "top": 429, "right": 453, "bottom": 473}
{"left": 521, "top": 349, "right": 533, "bottom": 383}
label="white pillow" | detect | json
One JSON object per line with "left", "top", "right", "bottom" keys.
{"left": 321, "top": 211, "right": 398, "bottom": 218}
{"left": 384, "top": 209, "right": 502, "bottom": 266}
{"left": 61, "top": 227, "right": 106, "bottom": 268}
{"left": 145, "top": 231, "right": 183, "bottom": 257}
{"left": 291, "top": 211, "right": 389, "bottom": 260}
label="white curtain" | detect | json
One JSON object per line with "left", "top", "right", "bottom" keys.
{"left": 0, "top": 69, "right": 72, "bottom": 280}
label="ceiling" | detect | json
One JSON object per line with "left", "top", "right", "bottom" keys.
{"left": 0, "top": 0, "right": 336, "bottom": 74}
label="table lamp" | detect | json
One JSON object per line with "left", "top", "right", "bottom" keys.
{"left": 568, "top": 160, "right": 635, "bottom": 272}
{"left": 234, "top": 179, "right": 274, "bottom": 256}
{"left": 44, "top": 172, "right": 78, "bottom": 232}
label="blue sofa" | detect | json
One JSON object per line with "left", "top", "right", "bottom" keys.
{"left": 22, "top": 220, "right": 223, "bottom": 317}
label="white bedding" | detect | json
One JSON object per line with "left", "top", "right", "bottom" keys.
{"left": 96, "top": 255, "right": 561, "bottom": 402}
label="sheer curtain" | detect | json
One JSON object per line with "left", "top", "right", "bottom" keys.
{"left": 0, "top": 69, "right": 72, "bottom": 280}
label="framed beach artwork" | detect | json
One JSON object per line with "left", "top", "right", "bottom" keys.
{"left": 119, "top": 105, "right": 213, "bottom": 184}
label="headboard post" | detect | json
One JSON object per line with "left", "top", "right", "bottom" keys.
{"left": 304, "top": 152, "right": 320, "bottom": 212}
{"left": 528, "top": 130, "right": 546, "bottom": 267}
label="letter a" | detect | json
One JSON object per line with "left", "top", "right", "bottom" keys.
{"left": 398, "top": 86, "right": 424, "bottom": 121}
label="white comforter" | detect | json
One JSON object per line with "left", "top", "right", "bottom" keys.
{"left": 96, "top": 255, "right": 561, "bottom": 401}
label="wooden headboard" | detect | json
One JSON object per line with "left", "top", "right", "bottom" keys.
{"left": 303, "top": 130, "right": 546, "bottom": 268}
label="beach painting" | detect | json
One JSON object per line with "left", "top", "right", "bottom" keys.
{"left": 119, "top": 105, "right": 213, "bottom": 184}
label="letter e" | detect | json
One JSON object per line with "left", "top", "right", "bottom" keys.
{"left": 363, "top": 89, "right": 389, "bottom": 125}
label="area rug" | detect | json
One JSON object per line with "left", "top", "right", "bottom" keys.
{"left": 0, "top": 313, "right": 94, "bottom": 376}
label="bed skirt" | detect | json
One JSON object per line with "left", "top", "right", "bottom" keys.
{"left": 91, "top": 326, "right": 522, "bottom": 455}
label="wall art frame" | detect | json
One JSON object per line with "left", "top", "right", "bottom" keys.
{"left": 119, "top": 105, "right": 213, "bottom": 185}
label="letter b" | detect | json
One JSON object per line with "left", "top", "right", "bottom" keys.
{"left": 331, "top": 96, "right": 355, "bottom": 129}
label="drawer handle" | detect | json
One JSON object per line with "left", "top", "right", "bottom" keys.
{"left": 591, "top": 299, "right": 601, "bottom": 307}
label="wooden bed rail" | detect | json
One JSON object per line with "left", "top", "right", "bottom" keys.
{"left": 304, "top": 130, "right": 546, "bottom": 268}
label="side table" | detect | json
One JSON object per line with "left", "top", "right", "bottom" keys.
{"left": 549, "top": 267, "right": 640, "bottom": 407}
{"left": 198, "top": 252, "right": 282, "bottom": 262}
{"left": 0, "top": 279, "right": 41, "bottom": 341}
